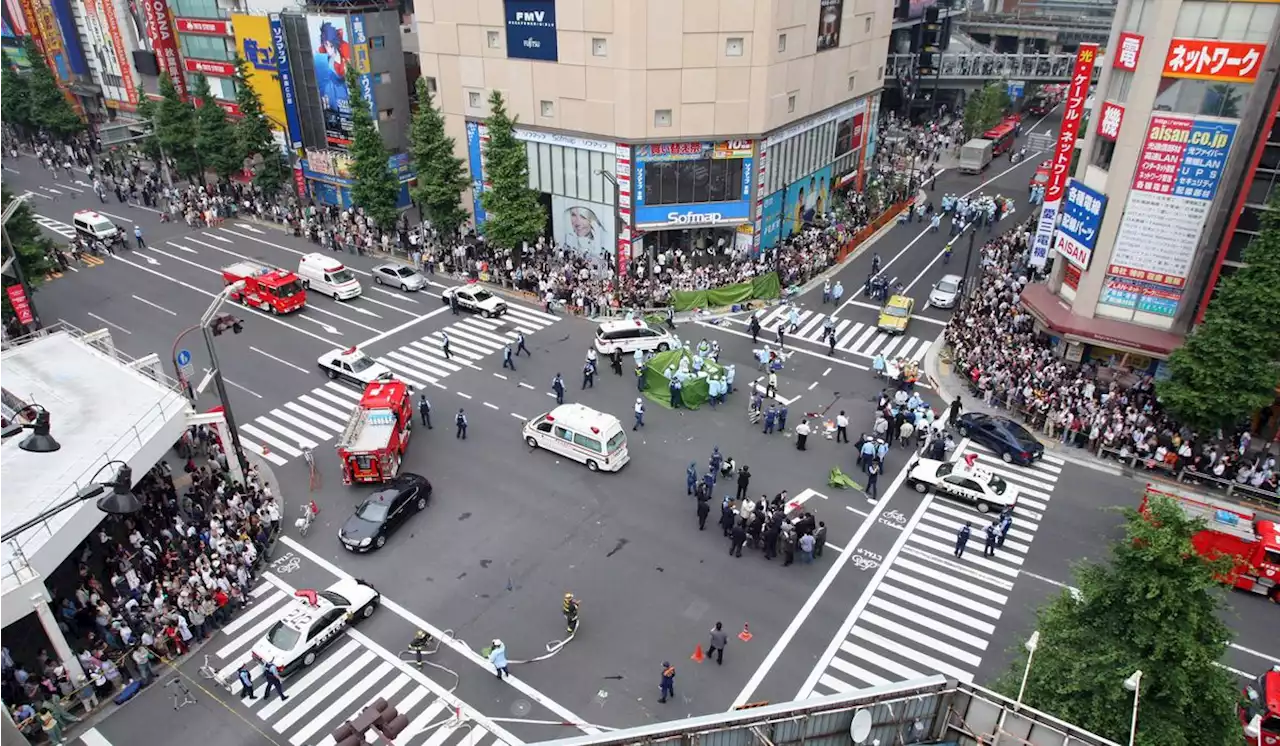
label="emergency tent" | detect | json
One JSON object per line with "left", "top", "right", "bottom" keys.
{"left": 641, "top": 346, "right": 728, "bottom": 410}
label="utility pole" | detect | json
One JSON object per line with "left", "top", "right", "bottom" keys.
{"left": 172, "top": 282, "right": 249, "bottom": 474}
{"left": 597, "top": 170, "right": 623, "bottom": 279}
{"left": 960, "top": 228, "right": 978, "bottom": 309}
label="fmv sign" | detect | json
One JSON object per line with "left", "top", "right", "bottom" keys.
{"left": 505, "top": 0, "right": 558, "bottom": 62}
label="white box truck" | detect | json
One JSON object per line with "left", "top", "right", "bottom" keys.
{"left": 959, "top": 138, "right": 994, "bottom": 174}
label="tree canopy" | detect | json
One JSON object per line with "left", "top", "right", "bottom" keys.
{"left": 478, "top": 90, "right": 544, "bottom": 249}
{"left": 233, "top": 54, "right": 288, "bottom": 197}
{"left": 993, "top": 496, "right": 1243, "bottom": 746}
{"left": 2, "top": 188, "right": 59, "bottom": 325}
{"left": 345, "top": 66, "right": 400, "bottom": 230}
{"left": 408, "top": 79, "right": 469, "bottom": 239}
{"left": 155, "top": 73, "right": 202, "bottom": 182}
{"left": 191, "top": 75, "right": 242, "bottom": 182}
{"left": 17, "top": 37, "right": 84, "bottom": 138}
{"left": 963, "top": 82, "right": 1012, "bottom": 139}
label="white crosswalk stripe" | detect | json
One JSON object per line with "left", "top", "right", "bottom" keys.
{"left": 755, "top": 308, "right": 933, "bottom": 361}
{"left": 804, "top": 443, "right": 1061, "bottom": 697}
{"left": 228, "top": 298, "right": 557, "bottom": 468}
{"left": 204, "top": 581, "right": 518, "bottom": 746}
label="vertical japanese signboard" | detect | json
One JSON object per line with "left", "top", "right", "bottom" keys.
{"left": 269, "top": 14, "right": 304, "bottom": 150}
{"left": 1053, "top": 179, "right": 1107, "bottom": 269}
{"left": 143, "top": 0, "right": 185, "bottom": 99}
{"left": 1029, "top": 43, "right": 1097, "bottom": 270}
{"left": 6, "top": 285, "right": 34, "bottom": 325}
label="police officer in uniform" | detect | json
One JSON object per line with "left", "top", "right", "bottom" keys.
{"left": 418, "top": 394, "right": 432, "bottom": 428}
{"left": 455, "top": 409, "right": 468, "bottom": 439}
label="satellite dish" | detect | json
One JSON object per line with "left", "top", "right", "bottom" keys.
{"left": 851, "top": 709, "right": 873, "bottom": 743}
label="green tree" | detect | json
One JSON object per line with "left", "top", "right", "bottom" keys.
{"left": 133, "top": 96, "right": 163, "bottom": 165}
{"left": 408, "top": 79, "right": 469, "bottom": 239}
{"left": 2, "top": 188, "right": 59, "bottom": 324}
{"left": 993, "top": 497, "right": 1242, "bottom": 746}
{"left": 233, "top": 55, "right": 287, "bottom": 197}
{"left": 345, "top": 66, "right": 400, "bottom": 230}
{"left": 1, "top": 66, "right": 34, "bottom": 132}
{"left": 23, "top": 38, "right": 84, "bottom": 138}
{"left": 191, "top": 75, "right": 242, "bottom": 182}
{"left": 963, "top": 82, "right": 1012, "bottom": 139}
{"left": 1158, "top": 202, "right": 1280, "bottom": 434}
{"left": 155, "top": 73, "right": 202, "bottom": 182}
{"left": 479, "top": 90, "right": 544, "bottom": 249}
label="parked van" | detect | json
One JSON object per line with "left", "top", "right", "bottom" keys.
{"left": 594, "top": 319, "right": 676, "bottom": 355}
{"left": 522, "top": 404, "right": 629, "bottom": 472}
{"left": 73, "top": 210, "right": 119, "bottom": 242}
{"left": 297, "top": 253, "right": 362, "bottom": 300}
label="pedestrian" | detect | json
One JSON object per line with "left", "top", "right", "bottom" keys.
{"left": 687, "top": 462, "right": 698, "bottom": 495}
{"left": 766, "top": 371, "right": 778, "bottom": 399}
{"left": 730, "top": 520, "right": 747, "bottom": 557}
{"left": 822, "top": 279, "right": 831, "bottom": 304}
{"left": 777, "top": 405, "right": 788, "bottom": 431}
{"left": 515, "top": 332, "right": 530, "bottom": 356}
{"left": 237, "top": 664, "right": 256, "bottom": 700}
{"left": 865, "top": 459, "right": 880, "bottom": 499}
{"left": 658, "top": 662, "right": 676, "bottom": 703}
{"left": 133, "top": 225, "right": 145, "bottom": 248}
{"left": 835, "top": 411, "right": 849, "bottom": 443}
{"left": 749, "top": 315, "right": 761, "bottom": 343}
{"left": 736, "top": 466, "right": 751, "bottom": 501}
{"left": 633, "top": 398, "right": 645, "bottom": 430}
{"left": 795, "top": 419, "right": 811, "bottom": 450}
{"left": 455, "top": 409, "right": 468, "bottom": 439}
{"left": 955, "top": 522, "right": 972, "bottom": 558}
{"left": 552, "top": 373, "right": 565, "bottom": 405}
{"left": 636, "top": 363, "right": 646, "bottom": 391}
{"left": 948, "top": 396, "right": 963, "bottom": 428}
{"left": 720, "top": 501, "right": 736, "bottom": 537}
{"left": 983, "top": 521, "right": 999, "bottom": 557}
{"left": 762, "top": 520, "right": 780, "bottom": 560}
{"left": 671, "top": 377, "right": 684, "bottom": 408}
{"left": 610, "top": 349, "right": 623, "bottom": 376}
{"left": 696, "top": 497, "right": 710, "bottom": 530}
{"left": 860, "top": 438, "right": 876, "bottom": 471}
{"left": 262, "top": 663, "right": 287, "bottom": 701}
{"left": 763, "top": 405, "right": 777, "bottom": 434}
{"left": 776, "top": 326, "right": 786, "bottom": 349}
{"left": 131, "top": 646, "right": 154, "bottom": 685}
{"left": 998, "top": 510, "right": 1013, "bottom": 547}
{"left": 441, "top": 331, "right": 452, "bottom": 359}
{"left": 798, "top": 531, "right": 815, "bottom": 563}
{"left": 487, "top": 639, "right": 510, "bottom": 679}
{"left": 503, "top": 344, "right": 515, "bottom": 370}
{"left": 582, "top": 361, "right": 595, "bottom": 389}
{"left": 450, "top": 291, "right": 459, "bottom": 315}
{"left": 38, "top": 710, "right": 65, "bottom": 746}
{"left": 709, "top": 447, "right": 722, "bottom": 479}
{"left": 813, "top": 521, "right": 827, "bottom": 557}
{"left": 782, "top": 528, "right": 797, "bottom": 566}
{"left": 708, "top": 622, "right": 728, "bottom": 665}
{"left": 418, "top": 394, "right": 432, "bottom": 428}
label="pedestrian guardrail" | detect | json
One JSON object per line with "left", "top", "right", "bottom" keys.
{"left": 1096, "top": 445, "right": 1279, "bottom": 512}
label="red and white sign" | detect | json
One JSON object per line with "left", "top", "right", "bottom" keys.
{"left": 6, "top": 285, "right": 34, "bottom": 325}
{"left": 193, "top": 96, "right": 242, "bottom": 116}
{"left": 1097, "top": 101, "right": 1124, "bottom": 141}
{"left": 142, "top": 0, "right": 187, "bottom": 99}
{"left": 175, "top": 18, "right": 233, "bottom": 36}
{"left": 1163, "top": 38, "right": 1266, "bottom": 83}
{"left": 1113, "top": 32, "right": 1143, "bottom": 71}
{"left": 615, "top": 143, "right": 632, "bottom": 278}
{"left": 185, "top": 58, "right": 236, "bottom": 77}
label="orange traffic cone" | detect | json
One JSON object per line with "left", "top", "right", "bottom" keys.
{"left": 738, "top": 623, "right": 753, "bottom": 642}
{"left": 691, "top": 645, "right": 704, "bottom": 663}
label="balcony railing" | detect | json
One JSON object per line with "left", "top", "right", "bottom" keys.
{"left": 886, "top": 52, "right": 1091, "bottom": 82}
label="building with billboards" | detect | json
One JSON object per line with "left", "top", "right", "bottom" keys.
{"left": 1026, "top": 0, "right": 1280, "bottom": 370}
{"left": 423, "top": 0, "right": 892, "bottom": 273}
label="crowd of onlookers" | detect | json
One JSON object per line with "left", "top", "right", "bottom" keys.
{"left": 944, "top": 219, "right": 1279, "bottom": 497}
{"left": 2, "top": 427, "right": 281, "bottom": 743}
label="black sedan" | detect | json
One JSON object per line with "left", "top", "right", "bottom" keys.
{"left": 955, "top": 413, "right": 1045, "bottom": 465}
{"left": 338, "top": 473, "right": 432, "bottom": 552}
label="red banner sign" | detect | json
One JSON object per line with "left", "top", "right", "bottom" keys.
{"left": 1162, "top": 38, "right": 1265, "bottom": 83}
{"left": 1113, "top": 32, "right": 1143, "bottom": 71}
{"left": 175, "top": 18, "right": 233, "bottom": 35}
{"left": 1044, "top": 43, "right": 1098, "bottom": 205}
{"left": 6, "top": 285, "right": 34, "bottom": 325}
{"left": 184, "top": 58, "right": 236, "bottom": 77}
{"left": 143, "top": 0, "right": 186, "bottom": 99}
{"left": 1097, "top": 101, "right": 1124, "bottom": 141}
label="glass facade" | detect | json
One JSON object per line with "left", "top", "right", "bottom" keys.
{"left": 763, "top": 110, "right": 862, "bottom": 194}
{"left": 642, "top": 160, "right": 745, "bottom": 206}
{"left": 1174, "top": 1, "right": 1278, "bottom": 43}
{"left": 180, "top": 34, "right": 234, "bottom": 62}
{"left": 524, "top": 142, "right": 617, "bottom": 204}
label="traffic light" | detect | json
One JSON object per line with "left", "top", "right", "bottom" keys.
{"left": 331, "top": 722, "right": 363, "bottom": 746}
{"left": 369, "top": 698, "right": 409, "bottom": 739}
{"left": 210, "top": 314, "right": 243, "bottom": 336}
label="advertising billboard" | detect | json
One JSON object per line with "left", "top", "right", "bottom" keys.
{"left": 504, "top": 0, "right": 557, "bottom": 62}
{"left": 1029, "top": 43, "right": 1097, "bottom": 269}
{"left": 1053, "top": 179, "right": 1106, "bottom": 269}
{"left": 633, "top": 140, "right": 754, "bottom": 229}
{"left": 1102, "top": 115, "right": 1237, "bottom": 317}
{"left": 83, "top": 0, "right": 138, "bottom": 108}
{"left": 308, "top": 14, "right": 354, "bottom": 147}
{"left": 270, "top": 14, "right": 304, "bottom": 150}
{"left": 349, "top": 14, "right": 376, "bottom": 122}
{"left": 551, "top": 195, "right": 614, "bottom": 263}
{"left": 759, "top": 191, "right": 784, "bottom": 250}
{"left": 233, "top": 14, "right": 288, "bottom": 138}
{"left": 781, "top": 165, "right": 832, "bottom": 241}
{"left": 142, "top": 0, "right": 185, "bottom": 98}
{"left": 28, "top": 0, "right": 70, "bottom": 80}
{"left": 816, "top": 0, "right": 842, "bottom": 52}
{"left": 1162, "top": 38, "right": 1265, "bottom": 83}
{"left": 49, "top": 0, "right": 86, "bottom": 76}
{"left": 466, "top": 121, "right": 487, "bottom": 225}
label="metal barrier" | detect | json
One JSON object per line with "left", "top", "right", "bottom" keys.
{"left": 886, "top": 52, "right": 1094, "bottom": 82}
{"left": 1095, "top": 445, "right": 1279, "bottom": 511}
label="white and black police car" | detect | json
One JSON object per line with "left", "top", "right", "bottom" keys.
{"left": 906, "top": 454, "right": 1019, "bottom": 514}
{"left": 250, "top": 578, "right": 380, "bottom": 676}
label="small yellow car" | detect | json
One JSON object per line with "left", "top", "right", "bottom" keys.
{"left": 877, "top": 294, "right": 915, "bottom": 334}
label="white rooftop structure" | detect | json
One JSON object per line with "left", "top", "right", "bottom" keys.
{"left": 1, "top": 324, "right": 189, "bottom": 628}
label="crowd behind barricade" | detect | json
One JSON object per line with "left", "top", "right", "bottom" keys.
{"left": 1, "top": 425, "right": 283, "bottom": 743}
{"left": 944, "top": 219, "right": 1279, "bottom": 498}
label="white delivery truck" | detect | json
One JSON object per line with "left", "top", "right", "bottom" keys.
{"left": 959, "top": 138, "right": 994, "bottom": 174}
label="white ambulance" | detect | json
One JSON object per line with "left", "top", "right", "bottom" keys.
{"left": 522, "top": 404, "right": 629, "bottom": 472}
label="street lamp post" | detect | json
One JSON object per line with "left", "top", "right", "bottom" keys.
{"left": 959, "top": 228, "right": 978, "bottom": 309}
{"left": 1124, "top": 670, "right": 1143, "bottom": 746}
{"left": 1016, "top": 630, "right": 1040, "bottom": 707}
{"left": 596, "top": 170, "right": 622, "bottom": 280}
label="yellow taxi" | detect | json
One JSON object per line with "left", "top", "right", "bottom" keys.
{"left": 877, "top": 294, "right": 915, "bottom": 334}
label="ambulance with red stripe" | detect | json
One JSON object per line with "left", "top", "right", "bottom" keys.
{"left": 522, "top": 404, "right": 629, "bottom": 472}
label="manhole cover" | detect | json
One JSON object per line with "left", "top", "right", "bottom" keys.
{"left": 511, "top": 699, "right": 532, "bottom": 717}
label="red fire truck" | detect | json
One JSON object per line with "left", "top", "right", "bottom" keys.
{"left": 222, "top": 261, "right": 307, "bottom": 315}
{"left": 336, "top": 379, "right": 414, "bottom": 485}
{"left": 1030, "top": 160, "right": 1051, "bottom": 192}
{"left": 1242, "top": 666, "right": 1280, "bottom": 746}
{"left": 1141, "top": 483, "right": 1280, "bottom": 601}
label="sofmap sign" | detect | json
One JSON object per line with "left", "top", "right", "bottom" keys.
{"left": 269, "top": 14, "right": 305, "bottom": 150}
{"left": 1053, "top": 179, "right": 1107, "bottom": 269}
{"left": 505, "top": 0, "right": 558, "bottom": 62}
{"left": 634, "top": 201, "right": 752, "bottom": 228}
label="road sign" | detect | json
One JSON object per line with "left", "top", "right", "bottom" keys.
{"left": 1028, "top": 132, "right": 1055, "bottom": 152}
{"left": 6, "top": 285, "right": 34, "bottom": 325}
{"left": 177, "top": 349, "right": 195, "bottom": 380}
{"left": 1007, "top": 80, "right": 1026, "bottom": 99}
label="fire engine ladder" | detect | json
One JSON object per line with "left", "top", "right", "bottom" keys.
{"left": 223, "top": 260, "right": 275, "bottom": 278}
{"left": 1170, "top": 492, "right": 1258, "bottom": 543}
{"left": 337, "top": 408, "right": 368, "bottom": 452}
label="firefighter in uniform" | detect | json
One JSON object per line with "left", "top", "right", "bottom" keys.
{"left": 563, "top": 592, "right": 580, "bottom": 635}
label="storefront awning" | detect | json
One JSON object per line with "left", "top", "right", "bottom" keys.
{"left": 1019, "top": 283, "right": 1185, "bottom": 358}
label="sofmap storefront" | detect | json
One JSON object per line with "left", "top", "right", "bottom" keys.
{"left": 632, "top": 140, "right": 755, "bottom": 258}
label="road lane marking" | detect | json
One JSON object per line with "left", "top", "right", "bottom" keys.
{"left": 166, "top": 241, "right": 199, "bottom": 254}
{"left": 493, "top": 373, "right": 508, "bottom": 380}
{"left": 456, "top": 392, "right": 472, "bottom": 399}
{"left": 518, "top": 382, "right": 536, "bottom": 390}
{"left": 202, "top": 367, "right": 263, "bottom": 399}
{"left": 132, "top": 294, "right": 176, "bottom": 316}
{"left": 808, "top": 382, "right": 818, "bottom": 390}
{"left": 822, "top": 367, "right": 831, "bottom": 376}
{"left": 86, "top": 312, "right": 131, "bottom": 334}
{"left": 1231, "top": 643, "right": 1280, "bottom": 665}
{"left": 357, "top": 304, "right": 452, "bottom": 347}
{"left": 483, "top": 402, "right": 499, "bottom": 410}
{"left": 204, "top": 232, "right": 234, "bottom": 243}
{"left": 510, "top": 413, "right": 525, "bottom": 420}
{"left": 250, "top": 346, "right": 310, "bottom": 374}
{"left": 695, "top": 320, "right": 873, "bottom": 373}
{"left": 372, "top": 286, "right": 423, "bottom": 303}
{"left": 358, "top": 294, "right": 418, "bottom": 317}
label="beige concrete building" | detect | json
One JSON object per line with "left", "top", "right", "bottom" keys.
{"left": 417, "top": 0, "right": 893, "bottom": 267}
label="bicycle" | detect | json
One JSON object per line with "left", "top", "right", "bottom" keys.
{"left": 302, "top": 445, "right": 320, "bottom": 491}
{"left": 166, "top": 677, "right": 197, "bottom": 711}
{"left": 296, "top": 502, "right": 316, "bottom": 536}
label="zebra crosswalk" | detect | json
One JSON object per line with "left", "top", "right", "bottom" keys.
{"left": 197, "top": 578, "right": 520, "bottom": 746}
{"left": 802, "top": 441, "right": 1063, "bottom": 698}
{"left": 747, "top": 306, "right": 934, "bottom": 362}
{"left": 235, "top": 302, "right": 558, "bottom": 466}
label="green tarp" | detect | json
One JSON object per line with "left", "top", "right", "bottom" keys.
{"left": 670, "top": 272, "right": 783, "bottom": 312}
{"left": 641, "top": 346, "right": 726, "bottom": 410}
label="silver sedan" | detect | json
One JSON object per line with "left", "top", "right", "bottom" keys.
{"left": 372, "top": 263, "right": 427, "bottom": 291}
{"left": 928, "top": 274, "right": 964, "bottom": 309}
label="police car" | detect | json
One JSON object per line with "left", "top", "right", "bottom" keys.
{"left": 250, "top": 578, "right": 380, "bottom": 676}
{"left": 440, "top": 285, "right": 508, "bottom": 318}
{"left": 317, "top": 346, "right": 394, "bottom": 385}
{"left": 906, "top": 456, "right": 1018, "bottom": 514}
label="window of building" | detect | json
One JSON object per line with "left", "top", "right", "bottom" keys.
{"left": 787, "top": 94, "right": 796, "bottom": 113}
{"left": 372, "top": 72, "right": 386, "bottom": 85}
{"left": 1246, "top": 168, "right": 1278, "bottom": 206}
{"left": 378, "top": 109, "right": 393, "bottom": 121}
{"left": 1260, "top": 145, "right": 1280, "bottom": 171}
{"left": 171, "top": 0, "right": 220, "bottom": 19}
{"left": 864, "top": 17, "right": 871, "bottom": 33}
{"left": 468, "top": 90, "right": 482, "bottom": 108}
{"left": 847, "top": 74, "right": 856, "bottom": 92}
{"left": 654, "top": 109, "right": 672, "bottom": 127}
{"left": 1091, "top": 137, "right": 1116, "bottom": 171}
{"left": 425, "top": 77, "right": 437, "bottom": 95}
{"left": 180, "top": 34, "right": 233, "bottom": 62}
{"left": 540, "top": 100, "right": 554, "bottom": 117}
{"left": 642, "top": 159, "right": 745, "bottom": 205}
{"left": 487, "top": 30, "right": 500, "bottom": 48}
{"left": 1226, "top": 231, "right": 1256, "bottom": 264}
{"left": 1107, "top": 70, "right": 1132, "bottom": 105}
{"left": 592, "top": 37, "right": 607, "bottom": 56}
{"left": 1237, "top": 205, "right": 1265, "bottom": 234}
{"left": 1153, "top": 78, "right": 1249, "bottom": 119}
{"left": 1268, "top": 115, "right": 1280, "bottom": 145}
{"left": 371, "top": 36, "right": 385, "bottom": 48}
{"left": 777, "top": 34, "right": 787, "bottom": 53}
{"left": 725, "top": 37, "right": 744, "bottom": 57}
{"left": 1175, "top": 1, "right": 1277, "bottom": 43}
